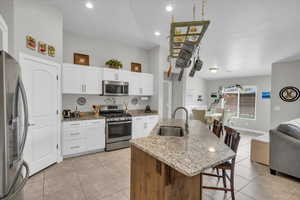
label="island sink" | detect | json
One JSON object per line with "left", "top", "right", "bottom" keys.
{"left": 158, "top": 126, "right": 184, "bottom": 137}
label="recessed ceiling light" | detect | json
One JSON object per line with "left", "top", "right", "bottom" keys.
{"left": 209, "top": 67, "right": 219, "bottom": 73}
{"left": 154, "top": 31, "right": 161, "bottom": 36}
{"left": 165, "top": 4, "right": 173, "bottom": 12}
{"left": 85, "top": 2, "right": 94, "bottom": 9}
{"left": 208, "top": 147, "right": 216, "bottom": 153}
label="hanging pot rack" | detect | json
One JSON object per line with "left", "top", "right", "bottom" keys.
{"left": 169, "top": 0, "right": 210, "bottom": 58}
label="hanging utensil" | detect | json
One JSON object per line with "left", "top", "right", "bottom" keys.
{"left": 189, "top": 47, "right": 203, "bottom": 77}
{"left": 175, "top": 40, "right": 195, "bottom": 81}
{"left": 167, "top": 56, "right": 172, "bottom": 77}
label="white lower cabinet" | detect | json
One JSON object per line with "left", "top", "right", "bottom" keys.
{"left": 63, "top": 119, "right": 105, "bottom": 157}
{"left": 132, "top": 115, "right": 159, "bottom": 139}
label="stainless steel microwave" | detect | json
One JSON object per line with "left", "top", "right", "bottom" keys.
{"left": 102, "top": 80, "right": 129, "bottom": 96}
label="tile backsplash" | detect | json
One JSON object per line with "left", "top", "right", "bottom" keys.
{"left": 62, "top": 94, "right": 151, "bottom": 112}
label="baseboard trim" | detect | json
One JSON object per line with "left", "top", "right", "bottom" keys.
{"left": 229, "top": 126, "right": 268, "bottom": 135}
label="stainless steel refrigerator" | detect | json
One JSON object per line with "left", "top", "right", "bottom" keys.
{"left": 0, "top": 50, "right": 29, "bottom": 200}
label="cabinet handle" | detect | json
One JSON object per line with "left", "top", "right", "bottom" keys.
{"left": 70, "top": 123, "right": 80, "bottom": 126}
{"left": 70, "top": 145, "right": 80, "bottom": 149}
{"left": 70, "top": 132, "right": 80, "bottom": 136}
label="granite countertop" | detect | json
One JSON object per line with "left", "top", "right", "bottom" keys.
{"left": 130, "top": 119, "right": 236, "bottom": 177}
{"left": 128, "top": 110, "right": 159, "bottom": 117}
{"left": 62, "top": 114, "right": 105, "bottom": 121}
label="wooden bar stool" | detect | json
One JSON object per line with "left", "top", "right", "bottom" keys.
{"left": 201, "top": 126, "right": 241, "bottom": 200}
{"left": 212, "top": 120, "right": 223, "bottom": 138}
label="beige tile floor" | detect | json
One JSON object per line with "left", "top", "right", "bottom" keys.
{"left": 24, "top": 131, "right": 300, "bottom": 200}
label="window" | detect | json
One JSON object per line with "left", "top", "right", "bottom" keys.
{"left": 223, "top": 86, "right": 256, "bottom": 119}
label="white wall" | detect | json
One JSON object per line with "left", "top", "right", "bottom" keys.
{"left": 271, "top": 60, "right": 300, "bottom": 128}
{"left": 148, "top": 46, "right": 165, "bottom": 118}
{"left": 62, "top": 95, "right": 150, "bottom": 112}
{"left": 206, "top": 75, "right": 271, "bottom": 133}
{"left": 63, "top": 32, "right": 150, "bottom": 72}
{"left": 0, "top": 0, "right": 14, "bottom": 55}
{"left": 185, "top": 75, "right": 208, "bottom": 109}
{"left": 14, "top": 0, "right": 63, "bottom": 63}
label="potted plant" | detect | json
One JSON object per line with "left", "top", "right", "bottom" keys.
{"left": 105, "top": 59, "right": 123, "bottom": 69}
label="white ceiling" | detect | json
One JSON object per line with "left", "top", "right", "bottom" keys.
{"left": 44, "top": 0, "right": 300, "bottom": 79}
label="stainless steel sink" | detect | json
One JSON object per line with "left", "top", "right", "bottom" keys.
{"left": 158, "top": 126, "right": 184, "bottom": 137}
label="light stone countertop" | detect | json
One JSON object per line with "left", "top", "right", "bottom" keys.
{"left": 128, "top": 110, "right": 159, "bottom": 117}
{"left": 62, "top": 114, "right": 105, "bottom": 121}
{"left": 130, "top": 119, "right": 236, "bottom": 177}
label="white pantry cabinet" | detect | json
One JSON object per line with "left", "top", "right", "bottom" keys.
{"left": 132, "top": 115, "right": 159, "bottom": 139}
{"left": 62, "top": 119, "right": 105, "bottom": 157}
{"left": 62, "top": 63, "right": 102, "bottom": 94}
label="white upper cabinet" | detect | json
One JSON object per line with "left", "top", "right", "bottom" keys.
{"left": 130, "top": 72, "right": 154, "bottom": 96}
{"left": 62, "top": 65, "right": 82, "bottom": 94}
{"left": 62, "top": 63, "right": 102, "bottom": 94}
{"left": 63, "top": 63, "right": 153, "bottom": 96}
{"left": 103, "top": 68, "right": 120, "bottom": 81}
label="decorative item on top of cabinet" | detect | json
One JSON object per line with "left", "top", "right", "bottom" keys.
{"left": 38, "top": 41, "right": 47, "bottom": 54}
{"left": 74, "top": 53, "right": 90, "bottom": 66}
{"left": 105, "top": 59, "right": 123, "bottom": 69}
{"left": 48, "top": 45, "right": 56, "bottom": 57}
{"left": 26, "top": 35, "right": 36, "bottom": 50}
{"left": 131, "top": 62, "right": 142, "bottom": 72}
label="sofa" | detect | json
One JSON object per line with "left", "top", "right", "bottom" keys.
{"left": 269, "top": 119, "right": 300, "bottom": 178}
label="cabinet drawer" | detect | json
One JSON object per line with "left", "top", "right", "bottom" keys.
{"left": 64, "top": 129, "right": 84, "bottom": 140}
{"left": 63, "top": 139, "right": 86, "bottom": 155}
{"left": 63, "top": 121, "right": 82, "bottom": 130}
{"left": 85, "top": 120, "right": 105, "bottom": 127}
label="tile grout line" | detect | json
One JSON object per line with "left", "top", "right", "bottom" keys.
{"left": 73, "top": 163, "right": 89, "bottom": 200}
{"left": 42, "top": 172, "right": 45, "bottom": 200}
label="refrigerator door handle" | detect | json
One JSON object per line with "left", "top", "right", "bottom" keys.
{"left": 18, "top": 79, "right": 29, "bottom": 156}
{"left": 1, "top": 161, "right": 30, "bottom": 200}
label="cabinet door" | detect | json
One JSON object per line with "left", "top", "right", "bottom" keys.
{"left": 143, "top": 74, "right": 154, "bottom": 96}
{"left": 103, "top": 68, "right": 119, "bottom": 81}
{"left": 147, "top": 115, "right": 159, "bottom": 134}
{"left": 62, "top": 66, "right": 83, "bottom": 94}
{"left": 132, "top": 117, "right": 146, "bottom": 139}
{"left": 84, "top": 68, "right": 101, "bottom": 94}
{"left": 85, "top": 120, "right": 106, "bottom": 151}
{"left": 131, "top": 72, "right": 144, "bottom": 96}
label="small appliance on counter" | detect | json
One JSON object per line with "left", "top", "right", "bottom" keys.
{"left": 145, "top": 105, "right": 152, "bottom": 113}
{"left": 63, "top": 109, "right": 72, "bottom": 118}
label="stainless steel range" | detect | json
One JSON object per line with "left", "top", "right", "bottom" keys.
{"left": 100, "top": 105, "right": 132, "bottom": 151}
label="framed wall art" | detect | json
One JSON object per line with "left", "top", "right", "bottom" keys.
{"left": 48, "top": 45, "right": 56, "bottom": 57}
{"left": 131, "top": 62, "right": 142, "bottom": 72}
{"left": 279, "top": 86, "right": 300, "bottom": 102}
{"left": 26, "top": 35, "right": 36, "bottom": 50}
{"left": 38, "top": 41, "right": 47, "bottom": 54}
{"left": 74, "top": 53, "right": 89, "bottom": 66}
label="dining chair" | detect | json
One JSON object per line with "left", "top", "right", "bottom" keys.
{"left": 201, "top": 126, "right": 241, "bottom": 200}
{"left": 212, "top": 120, "right": 223, "bottom": 138}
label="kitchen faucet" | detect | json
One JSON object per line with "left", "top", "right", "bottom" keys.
{"left": 172, "top": 107, "right": 189, "bottom": 132}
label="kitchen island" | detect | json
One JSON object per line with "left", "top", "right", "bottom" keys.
{"left": 130, "top": 119, "right": 235, "bottom": 200}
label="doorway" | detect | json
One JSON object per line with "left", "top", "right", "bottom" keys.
{"left": 163, "top": 80, "right": 172, "bottom": 119}
{"left": 20, "top": 54, "right": 61, "bottom": 175}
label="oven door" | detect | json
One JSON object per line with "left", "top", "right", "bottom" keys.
{"left": 103, "top": 81, "right": 128, "bottom": 96}
{"left": 106, "top": 121, "right": 132, "bottom": 143}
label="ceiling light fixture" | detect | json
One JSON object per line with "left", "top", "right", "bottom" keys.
{"left": 209, "top": 67, "right": 219, "bottom": 73}
{"left": 165, "top": 4, "right": 173, "bottom": 12}
{"left": 154, "top": 31, "right": 161, "bottom": 36}
{"left": 85, "top": 2, "right": 94, "bottom": 9}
